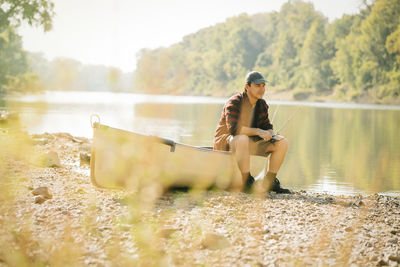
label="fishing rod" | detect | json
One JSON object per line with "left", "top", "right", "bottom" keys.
{"left": 269, "top": 105, "right": 302, "bottom": 143}
{"left": 254, "top": 105, "right": 302, "bottom": 181}
{"left": 270, "top": 101, "right": 280, "bottom": 125}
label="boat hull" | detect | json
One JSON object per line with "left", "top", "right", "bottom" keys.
{"left": 90, "top": 124, "right": 268, "bottom": 190}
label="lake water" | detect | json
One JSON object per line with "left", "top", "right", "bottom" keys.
{"left": 3, "top": 91, "right": 400, "bottom": 196}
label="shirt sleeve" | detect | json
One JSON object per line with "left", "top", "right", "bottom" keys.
{"left": 224, "top": 98, "right": 240, "bottom": 135}
{"left": 257, "top": 100, "right": 273, "bottom": 131}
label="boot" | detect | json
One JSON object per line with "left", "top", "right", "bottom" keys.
{"left": 270, "top": 178, "right": 292, "bottom": 194}
{"left": 243, "top": 174, "right": 255, "bottom": 193}
{"left": 263, "top": 172, "right": 292, "bottom": 194}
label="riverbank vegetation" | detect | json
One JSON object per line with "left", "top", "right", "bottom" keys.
{"left": 27, "top": 54, "right": 135, "bottom": 92}
{"left": 134, "top": 0, "right": 400, "bottom": 104}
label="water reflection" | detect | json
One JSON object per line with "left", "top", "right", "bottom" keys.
{"left": 133, "top": 103, "right": 222, "bottom": 145}
{"left": 277, "top": 106, "right": 400, "bottom": 195}
{"left": 2, "top": 91, "right": 400, "bottom": 195}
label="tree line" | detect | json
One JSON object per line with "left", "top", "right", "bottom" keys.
{"left": 134, "top": 0, "right": 400, "bottom": 104}
{"left": 1, "top": 0, "right": 399, "bottom": 103}
{"left": 28, "top": 53, "right": 134, "bottom": 92}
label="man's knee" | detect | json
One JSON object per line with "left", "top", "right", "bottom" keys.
{"left": 276, "top": 137, "right": 288, "bottom": 151}
{"left": 231, "top": 135, "right": 250, "bottom": 151}
{"left": 268, "top": 137, "right": 288, "bottom": 153}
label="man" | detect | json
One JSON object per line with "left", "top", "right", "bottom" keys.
{"left": 213, "top": 71, "right": 291, "bottom": 194}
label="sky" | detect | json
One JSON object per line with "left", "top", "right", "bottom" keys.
{"left": 18, "top": 0, "right": 362, "bottom": 72}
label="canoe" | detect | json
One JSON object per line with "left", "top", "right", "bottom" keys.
{"left": 90, "top": 122, "right": 268, "bottom": 191}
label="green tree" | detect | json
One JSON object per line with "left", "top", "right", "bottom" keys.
{"left": 0, "top": 26, "right": 27, "bottom": 94}
{"left": 386, "top": 23, "right": 400, "bottom": 63}
{"left": 221, "top": 15, "right": 265, "bottom": 85}
{"left": 272, "top": 32, "right": 298, "bottom": 89}
{"left": 357, "top": 0, "right": 400, "bottom": 98}
{"left": 331, "top": 0, "right": 400, "bottom": 102}
{"left": 0, "top": 0, "right": 54, "bottom": 95}
{"left": 300, "top": 18, "right": 329, "bottom": 92}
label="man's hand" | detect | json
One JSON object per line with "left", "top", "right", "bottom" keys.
{"left": 257, "top": 129, "right": 273, "bottom": 141}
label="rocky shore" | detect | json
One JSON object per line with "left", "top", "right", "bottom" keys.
{"left": 0, "top": 132, "right": 399, "bottom": 266}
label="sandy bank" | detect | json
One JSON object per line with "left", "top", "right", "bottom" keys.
{"left": 0, "top": 132, "right": 399, "bottom": 266}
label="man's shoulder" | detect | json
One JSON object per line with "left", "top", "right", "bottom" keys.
{"left": 226, "top": 92, "right": 244, "bottom": 103}
{"left": 257, "top": 98, "right": 269, "bottom": 107}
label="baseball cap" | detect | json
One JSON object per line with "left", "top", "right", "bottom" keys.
{"left": 245, "top": 71, "right": 267, "bottom": 85}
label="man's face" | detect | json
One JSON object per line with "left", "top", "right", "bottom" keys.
{"left": 246, "top": 82, "right": 265, "bottom": 100}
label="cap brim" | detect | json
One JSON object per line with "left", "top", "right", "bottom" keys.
{"left": 252, "top": 78, "right": 267, "bottom": 84}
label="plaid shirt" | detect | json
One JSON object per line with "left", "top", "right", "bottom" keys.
{"left": 213, "top": 91, "right": 273, "bottom": 151}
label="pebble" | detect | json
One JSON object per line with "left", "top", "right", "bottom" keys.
{"left": 158, "top": 227, "right": 180, "bottom": 238}
{"left": 389, "top": 255, "right": 400, "bottom": 263}
{"left": 44, "top": 151, "right": 61, "bottom": 167}
{"left": 34, "top": 195, "right": 47, "bottom": 204}
{"left": 366, "top": 242, "right": 373, "bottom": 247}
{"left": 72, "top": 137, "right": 84, "bottom": 143}
{"left": 388, "top": 238, "right": 398, "bottom": 244}
{"left": 79, "top": 152, "right": 91, "bottom": 165}
{"left": 370, "top": 255, "right": 378, "bottom": 261}
{"left": 32, "top": 187, "right": 52, "bottom": 199}
{"left": 377, "top": 259, "right": 388, "bottom": 266}
{"left": 75, "top": 188, "right": 85, "bottom": 194}
{"left": 262, "top": 227, "right": 270, "bottom": 234}
{"left": 269, "top": 234, "right": 280, "bottom": 240}
{"left": 345, "top": 227, "right": 354, "bottom": 232}
{"left": 201, "top": 233, "right": 231, "bottom": 250}
{"left": 325, "top": 197, "right": 334, "bottom": 203}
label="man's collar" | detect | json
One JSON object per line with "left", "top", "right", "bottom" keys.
{"left": 242, "top": 90, "right": 261, "bottom": 108}
{"left": 242, "top": 91, "right": 253, "bottom": 108}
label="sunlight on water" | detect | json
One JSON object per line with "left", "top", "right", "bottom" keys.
{"left": 305, "top": 176, "right": 365, "bottom": 196}
{"left": 300, "top": 164, "right": 364, "bottom": 195}
{"left": 4, "top": 91, "right": 226, "bottom": 138}
{"left": 9, "top": 91, "right": 227, "bottom": 105}
{"left": 3, "top": 90, "right": 400, "bottom": 195}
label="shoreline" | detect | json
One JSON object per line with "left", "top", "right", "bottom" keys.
{"left": 3, "top": 89, "right": 400, "bottom": 108}
{"left": 1, "top": 132, "right": 399, "bottom": 266}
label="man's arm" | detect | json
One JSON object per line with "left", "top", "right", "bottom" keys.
{"left": 239, "top": 126, "right": 274, "bottom": 141}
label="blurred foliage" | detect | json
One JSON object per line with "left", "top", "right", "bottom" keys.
{"left": 0, "top": 0, "right": 54, "bottom": 96}
{"left": 134, "top": 0, "right": 400, "bottom": 104}
{"left": 0, "top": 0, "right": 54, "bottom": 30}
